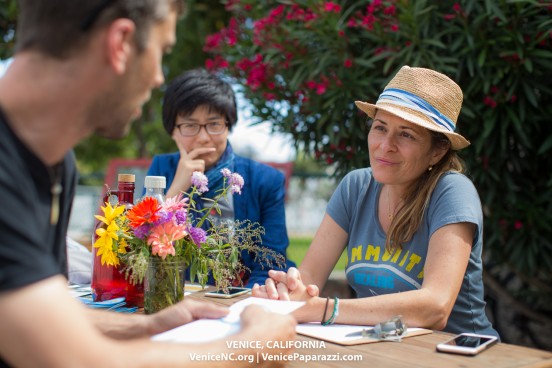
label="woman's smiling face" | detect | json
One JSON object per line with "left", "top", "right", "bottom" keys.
{"left": 368, "top": 110, "right": 446, "bottom": 188}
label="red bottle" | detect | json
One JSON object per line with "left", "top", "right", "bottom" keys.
{"left": 91, "top": 174, "right": 144, "bottom": 307}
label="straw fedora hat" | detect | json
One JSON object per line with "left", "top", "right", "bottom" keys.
{"left": 355, "top": 66, "right": 470, "bottom": 150}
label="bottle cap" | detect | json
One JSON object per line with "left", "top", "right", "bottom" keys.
{"left": 144, "top": 176, "right": 166, "bottom": 189}
{"left": 118, "top": 174, "right": 135, "bottom": 183}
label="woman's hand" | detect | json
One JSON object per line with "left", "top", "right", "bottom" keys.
{"left": 252, "top": 267, "right": 320, "bottom": 301}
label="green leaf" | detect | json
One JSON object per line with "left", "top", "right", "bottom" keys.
{"left": 523, "top": 58, "right": 534, "bottom": 73}
{"left": 521, "top": 81, "right": 539, "bottom": 107}
{"left": 537, "top": 136, "right": 552, "bottom": 155}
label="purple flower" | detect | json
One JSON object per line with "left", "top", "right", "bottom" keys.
{"left": 188, "top": 226, "right": 207, "bottom": 247}
{"left": 133, "top": 224, "right": 151, "bottom": 239}
{"left": 153, "top": 210, "right": 173, "bottom": 226}
{"left": 221, "top": 168, "right": 232, "bottom": 178}
{"left": 175, "top": 209, "right": 187, "bottom": 225}
{"left": 191, "top": 171, "right": 209, "bottom": 193}
{"left": 229, "top": 173, "right": 244, "bottom": 194}
{"left": 230, "top": 184, "right": 241, "bottom": 195}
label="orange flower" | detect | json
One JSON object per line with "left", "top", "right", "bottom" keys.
{"left": 147, "top": 221, "right": 187, "bottom": 259}
{"left": 126, "top": 197, "right": 161, "bottom": 228}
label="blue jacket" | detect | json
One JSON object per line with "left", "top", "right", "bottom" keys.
{"left": 147, "top": 152, "right": 295, "bottom": 287}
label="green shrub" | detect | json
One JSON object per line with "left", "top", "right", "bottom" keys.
{"left": 206, "top": 0, "right": 552, "bottom": 347}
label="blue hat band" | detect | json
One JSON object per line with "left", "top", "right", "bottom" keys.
{"left": 376, "top": 88, "right": 456, "bottom": 132}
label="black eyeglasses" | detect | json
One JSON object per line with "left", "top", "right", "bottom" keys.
{"left": 176, "top": 120, "right": 228, "bottom": 137}
{"left": 80, "top": 0, "right": 117, "bottom": 31}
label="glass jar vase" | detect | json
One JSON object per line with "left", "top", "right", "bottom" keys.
{"left": 144, "top": 256, "right": 186, "bottom": 314}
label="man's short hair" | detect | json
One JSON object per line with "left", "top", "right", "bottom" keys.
{"left": 15, "top": 0, "right": 185, "bottom": 59}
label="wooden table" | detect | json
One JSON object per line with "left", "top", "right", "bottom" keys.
{"left": 188, "top": 289, "right": 552, "bottom": 368}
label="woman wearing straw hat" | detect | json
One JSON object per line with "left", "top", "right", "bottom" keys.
{"left": 253, "top": 66, "right": 499, "bottom": 337}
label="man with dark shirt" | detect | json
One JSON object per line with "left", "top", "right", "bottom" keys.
{"left": 0, "top": 1, "right": 296, "bottom": 366}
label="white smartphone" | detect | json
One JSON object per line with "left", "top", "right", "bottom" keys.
{"left": 204, "top": 287, "right": 250, "bottom": 299}
{"left": 436, "top": 333, "right": 498, "bottom": 355}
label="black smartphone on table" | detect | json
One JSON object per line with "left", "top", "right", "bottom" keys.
{"left": 204, "top": 287, "right": 250, "bottom": 299}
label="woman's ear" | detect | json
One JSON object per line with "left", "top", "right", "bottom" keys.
{"left": 105, "top": 19, "right": 136, "bottom": 74}
{"left": 430, "top": 142, "right": 450, "bottom": 166}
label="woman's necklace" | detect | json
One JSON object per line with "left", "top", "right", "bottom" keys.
{"left": 386, "top": 186, "right": 401, "bottom": 220}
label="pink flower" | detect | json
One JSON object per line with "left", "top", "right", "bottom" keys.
{"left": 230, "top": 185, "right": 242, "bottom": 195}
{"left": 390, "top": 24, "right": 399, "bottom": 32}
{"left": 205, "top": 56, "right": 229, "bottom": 70}
{"left": 361, "top": 14, "right": 375, "bottom": 29}
{"left": 263, "top": 92, "right": 276, "bottom": 101}
{"left": 270, "top": 4, "right": 285, "bottom": 18}
{"left": 221, "top": 168, "right": 232, "bottom": 178}
{"left": 204, "top": 32, "right": 223, "bottom": 52}
{"left": 323, "top": 2, "right": 341, "bottom": 13}
{"left": 163, "top": 193, "right": 188, "bottom": 212}
{"left": 443, "top": 14, "right": 456, "bottom": 21}
{"left": 514, "top": 221, "right": 523, "bottom": 230}
{"left": 344, "top": 59, "right": 353, "bottom": 68}
{"left": 316, "top": 84, "right": 327, "bottom": 95}
{"left": 191, "top": 171, "right": 209, "bottom": 193}
{"left": 483, "top": 96, "right": 497, "bottom": 108}
{"left": 384, "top": 5, "right": 396, "bottom": 15}
{"left": 230, "top": 173, "right": 245, "bottom": 193}
{"left": 347, "top": 18, "right": 357, "bottom": 28}
{"left": 306, "top": 80, "right": 317, "bottom": 89}
{"left": 147, "top": 222, "right": 187, "bottom": 259}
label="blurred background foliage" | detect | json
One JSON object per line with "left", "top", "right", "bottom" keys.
{"left": 1, "top": 0, "right": 551, "bottom": 349}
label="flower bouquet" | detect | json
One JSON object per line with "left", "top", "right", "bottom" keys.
{"left": 93, "top": 169, "right": 284, "bottom": 313}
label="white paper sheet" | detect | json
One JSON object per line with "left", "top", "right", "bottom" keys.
{"left": 152, "top": 297, "right": 305, "bottom": 344}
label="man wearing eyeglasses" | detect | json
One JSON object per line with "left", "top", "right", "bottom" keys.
{"left": 0, "top": 1, "right": 296, "bottom": 367}
{"left": 147, "top": 68, "right": 296, "bottom": 288}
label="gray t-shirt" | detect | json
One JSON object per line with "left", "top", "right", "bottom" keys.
{"left": 327, "top": 168, "right": 498, "bottom": 337}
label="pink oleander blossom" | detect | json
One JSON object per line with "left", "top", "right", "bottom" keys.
{"left": 147, "top": 221, "right": 187, "bottom": 259}
{"left": 483, "top": 96, "right": 497, "bottom": 108}
{"left": 384, "top": 5, "right": 396, "bottom": 15}
{"left": 323, "top": 2, "right": 341, "bottom": 13}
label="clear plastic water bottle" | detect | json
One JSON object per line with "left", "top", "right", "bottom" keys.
{"left": 143, "top": 176, "right": 166, "bottom": 203}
